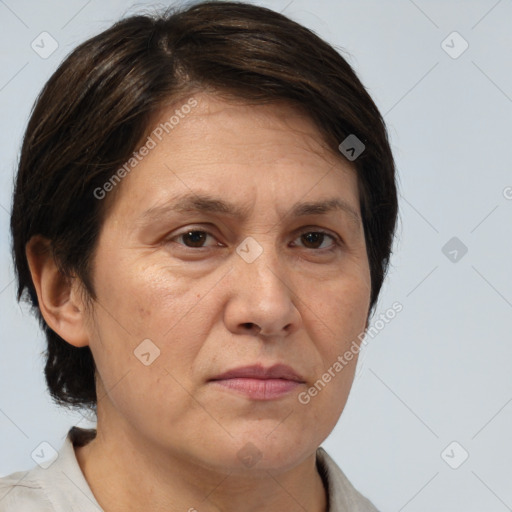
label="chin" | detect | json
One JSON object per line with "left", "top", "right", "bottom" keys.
{"left": 226, "top": 428, "right": 320, "bottom": 473}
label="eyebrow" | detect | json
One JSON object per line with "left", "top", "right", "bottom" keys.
{"left": 139, "top": 193, "right": 362, "bottom": 227}
{"left": 291, "top": 198, "right": 361, "bottom": 225}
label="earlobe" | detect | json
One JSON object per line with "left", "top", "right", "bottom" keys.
{"left": 25, "top": 235, "right": 90, "bottom": 348}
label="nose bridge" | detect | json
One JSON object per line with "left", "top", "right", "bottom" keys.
{"left": 225, "top": 234, "right": 300, "bottom": 336}
{"left": 235, "top": 235, "right": 287, "bottom": 298}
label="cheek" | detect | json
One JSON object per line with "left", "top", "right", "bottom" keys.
{"left": 310, "top": 270, "right": 370, "bottom": 345}
{"left": 302, "top": 267, "right": 370, "bottom": 405}
{"left": 87, "top": 260, "right": 212, "bottom": 428}
{"left": 93, "top": 254, "right": 202, "bottom": 338}
{"left": 86, "top": 258, "right": 203, "bottom": 386}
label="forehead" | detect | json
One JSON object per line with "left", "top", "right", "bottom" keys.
{"left": 105, "top": 92, "right": 359, "bottom": 220}
{"left": 146, "top": 92, "right": 344, "bottom": 166}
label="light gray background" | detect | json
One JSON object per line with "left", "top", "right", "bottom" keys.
{"left": 1, "top": 1, "right": 511, "bottom": 510}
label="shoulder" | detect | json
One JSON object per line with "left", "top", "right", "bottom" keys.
{"left": 0, "top": 467, "right": 54, "bottom": 511}
{"left": 316, "top": 447, "right": 380, "bottom": 512}
{"left": 0, "top": 427, "right": 101, "bottom": 512}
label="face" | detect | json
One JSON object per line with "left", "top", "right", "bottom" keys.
{"left": 83, "top": 93, "right": 371, "bottom": 473}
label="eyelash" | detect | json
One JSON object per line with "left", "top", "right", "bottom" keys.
{"left": 167, "top": 227, "right": 342, "bottom": 252}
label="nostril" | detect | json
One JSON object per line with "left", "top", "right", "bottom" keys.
{"left": 242, "top": 322, "right": 255, "bottom": 330}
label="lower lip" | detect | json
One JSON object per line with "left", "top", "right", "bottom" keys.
{"left": 210, "top": 378, "right": 302, "bottom": 400}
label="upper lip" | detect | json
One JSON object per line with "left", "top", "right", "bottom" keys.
{"left": 210, "top": 364, "right": 305, "bottom": 383}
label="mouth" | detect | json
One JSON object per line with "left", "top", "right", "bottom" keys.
{"left": 209, "top": 364, "right": 306, "bottom": 400}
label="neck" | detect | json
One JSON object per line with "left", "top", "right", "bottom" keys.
{"left": 74, "top": 421, "right": 327, "bottom": 512}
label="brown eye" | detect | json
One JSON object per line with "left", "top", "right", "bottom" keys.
{"left": 180, "top": 230, "right": 209, "bottom": 247}
{"left": 296, "top": 231, "right": 337, "bottom": 250}
{"left": 301, "top": 232, "right": 325, "bottom": 249}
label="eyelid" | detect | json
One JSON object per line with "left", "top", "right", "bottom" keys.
{"left": 166, "top": 225, "right": 343, "bottom": 250}
{"left": 292, "top": 224, "right": 342, "bottom": 241}
{"left": 291, "top": 227, "right": 342, "bottom": 250}
{"left": 167, "top": 226, "right": 221, "bottom": 247}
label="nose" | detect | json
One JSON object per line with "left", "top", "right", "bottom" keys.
{"left": 223, "top": 245, "right": 302, "bottom": 339}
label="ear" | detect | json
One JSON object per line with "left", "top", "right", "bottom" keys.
{"left": 25, "top": 235, "right": 90, "bottom": 348}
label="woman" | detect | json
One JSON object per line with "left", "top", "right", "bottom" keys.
{"left": 1, "top": 1, "right": 397, "bottom": 510}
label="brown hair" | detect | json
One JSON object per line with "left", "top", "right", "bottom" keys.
{"left": 11, "top": 1, "right": 398, "bottom": 410}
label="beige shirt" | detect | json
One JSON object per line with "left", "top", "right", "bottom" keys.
{"left": 0, "top": 427, "right": 378, "bottom": 511}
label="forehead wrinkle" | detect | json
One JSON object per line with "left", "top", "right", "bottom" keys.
{"left": 138, "top": 192, "right": 362, "bottom": 235}
{"left": 291, "top": 198, "right": 361, "bottom": 227}
{"left": 139, "top": 193, "right": 252, "bottom": 223}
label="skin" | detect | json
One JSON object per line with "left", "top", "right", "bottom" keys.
{"left": 27, "top": 93, "right": 372, "bottom": 512}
